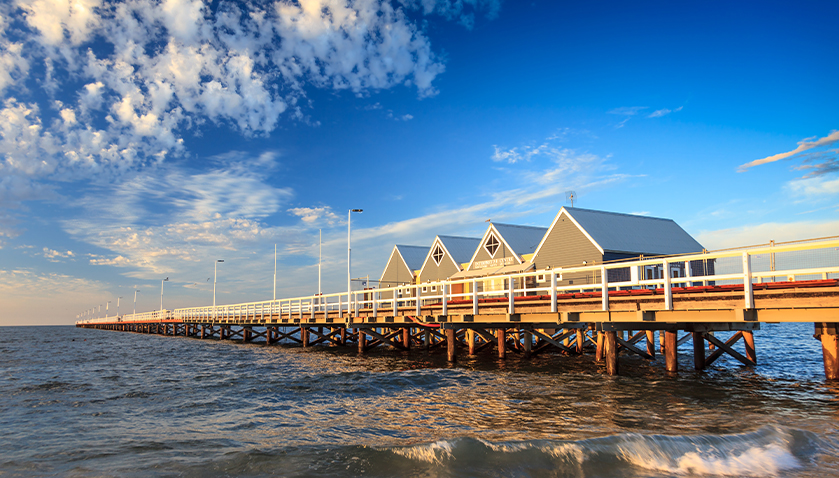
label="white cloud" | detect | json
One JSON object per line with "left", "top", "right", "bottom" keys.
{"left": 89, "top": 254, "right": 131, "bottom": 266}
{"left": 608, "top": 106, "right": 648, "bottom": 116}
{"left": 696, "top": 220, "right": 839, "bottom": 250}
{"left": 738, "top": 130, "right": 839, "bottom": 172}
{"left": 648, "top": 106, "right": 683, "bottom": 118}
{"left": 42, "top": 247, "right": 75, "bottom": 261}
{"left": 288, "top": 206, "right": 343, "bottom": 225}
{"left": 787, "top": 175, "right": 839, "bottom": 198}
{"left": 0, "top": 268, "right": 111, "bottom": 325}
{"left": 1, "top": 0, "right": 481, "bottom": 206}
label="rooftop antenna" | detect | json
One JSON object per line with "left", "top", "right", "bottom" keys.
{"left": 565, "top": 190, "right": 577, "bottom": 207}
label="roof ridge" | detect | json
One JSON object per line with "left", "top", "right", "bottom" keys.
{"left": 492, "top": 222, "right": 548, "bottom": 229}
{"left": 565, "top": 207, "right": 676, "bottom": 223}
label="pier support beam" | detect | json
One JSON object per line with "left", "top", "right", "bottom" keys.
{"left": 497, "top": 329, "right": 506, "bottom": 359}
{"left": 646, "top": 331, "right": 656, "bottom": 358}
{"left": 447, "top": 328, "right": 457, "bottom": 363}
{"left": 596, "top": 331, "right": 604, "bottom": 362}
{"left": 523, "top": 330, "right": 532, "bottom": 358}
{"left": 604, "top": 331, "right": 618, "bottom": 376}
{"left": 302, "top": 327, "right": 309, "bottom": 348}
{"left": 743, "top": 331, "right": 757, "bottom": 364}
{"left": 358, "top": 329, "right": 366, "bottom": 353}
{"left": 403, "top": 327, "right": 411, "bottom": 350}
{"left": 665, "top": 330, "right": 678, "bottom": 372}
{"left": 468, "top": 329, "right": 476, "bottom": 355}
{"left": 693, "top": 331, "right": 705, "bottom": 370}
{"left": 816, "top": 323, "right": 839, "bottom": 380}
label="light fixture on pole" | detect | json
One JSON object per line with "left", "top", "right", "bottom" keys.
{"left": 160, "top": 277, "right": 169, "bottom": 311}
{"left": 106, "top": 300, "right": 111, "bottom": 317}
{"left": 348, "top": 208, "right": 363, "bottom": 310}
{"left": 133, "top": 289, "right": 139, "bottom": 316}
{"left": 318, "top": 229, "right": 322, "bottom": 296}
{"left": 213, "top": 260, "right": 224, "bottom": 310}
{"left": 117, "top": 297, "right": 122, "bottom": 317}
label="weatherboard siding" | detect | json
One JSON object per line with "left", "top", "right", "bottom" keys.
{"left": 419, "top": 252, "right": 462, "bottom": 282}
{"left": 379, "top": 253, "right": 414, "bottom": 300}
{"left": 532, "top": 215, "right": 603, "bottom": 286}
{"left": 470, "top": 240, "right": 517, "bottom": 270}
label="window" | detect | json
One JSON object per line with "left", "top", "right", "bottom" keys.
{"left": 432, "top": 245, "right": 444, "bottom": 266}
{"left": 421, "top": 286, "right": 428, "bottom": 293}
{"left": 536, "top": 274, "right": 546, "bottom": 282}
{"left": 484, "top": 233, "right": 500, "bottom": 257}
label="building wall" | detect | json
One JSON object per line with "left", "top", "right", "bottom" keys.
{"left": 532, "top": 215, "right": 603, "bottom": 286}
{"left": 379, "top": 253, "right": 414, "bottom": 300}
{"left": 419, "top": 250, "right": 462, "bottom": 282}
{"left": 470, "top": 235, "right": 517, "bottom": 270}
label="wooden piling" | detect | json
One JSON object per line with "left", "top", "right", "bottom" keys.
{"left": 646, "top": 330, "right": 656, "bottom": 357}
{"left": 523, "top": 330, "right": 532, "bottom": 358}
{"left": 576, "top": 329, "right": 584, "bottom": 354}
{"left": 497, "top": 329, "right": 506, "bottom": 359}
{"left": 403, "top": 327, "right": 411, "bottom": 350}
{"left": 604, "top": 331, "right": 618, "bottom": 376}
{"left": 595, "top": 331, "right": 604, "bottom": 362}
{"left": 692, "top": 332, "right": 705, "bottom": 370}
{"left": 743, "top": 331, "right": 756, "bottom": 364}
{"left": 468, "top": 329, "right": 476, "bottom": 355}
{"left": 358, "top": 329, "right": 366, "bottom": 353}
{"left": 424, "top": 329, "right": 431, "bottom": 350}
{"left": 665, "top": 330, "right": 678, "bottom": 372}
{"left": 340, "top": 327, "right": 347, "bottom": 346}
{"left": 817, "top": 323, "right": 839, "bottom": 380}
{"left": 302, "top": 327, "right": 309, "bottom": 348}
{"left": 447, "top": 328, "right": 457, "bottom": 363}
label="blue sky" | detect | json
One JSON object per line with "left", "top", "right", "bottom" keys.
{"left": 1, "top": 0, "right": 837, "bottom": 325}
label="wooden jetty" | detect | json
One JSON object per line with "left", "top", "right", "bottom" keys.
{"left": 77, "top": 238, "right": 839, "bottom": 379}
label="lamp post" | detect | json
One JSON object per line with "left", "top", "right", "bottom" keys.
{"left": 133, "top": 289, "right": 139, "bottom": 316}
{"left": 348, "top": 208, "right": 363, "bottom": 309}
{"left": 213, "top": 260, "right": 224, "bottom": 310}
{"left": 160, "top": 277, "right": 169, "bottom": 311}
{"left": 117, "top": 297, "right": 122, "bottom": 316}
{"left": 106, "top": 300, "right": 111, "bottom": 317}
{"left": 273, "top": 245, "right": 277, "bottom": 301}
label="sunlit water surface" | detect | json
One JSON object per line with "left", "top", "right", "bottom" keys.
{"left": 2, "top": 324, "right": 839, "bottom": 477}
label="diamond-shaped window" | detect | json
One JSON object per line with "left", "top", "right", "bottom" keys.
{"left": 432, "top": 245, "right": 444, "bottom": 266}
{"left": 485, "top": 233, "right": 500, "bottom": 257}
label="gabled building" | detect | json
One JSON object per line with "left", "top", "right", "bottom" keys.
{"left": 379, "top": 245, "right": 428, "bottom": 299}
{"left": 530, "top": 207, "right": 705, "bottom": 285}
{"left": 450, "top": 223, "right": 548, "bottom": 290}
{"left": 417, "top": 235, "right": 480, "bottom": 295}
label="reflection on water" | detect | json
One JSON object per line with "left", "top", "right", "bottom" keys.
{"left": 1, "top": 324, "right": 838, "bottom": 477}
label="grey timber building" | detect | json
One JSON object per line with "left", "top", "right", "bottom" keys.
{"left": 417, "top": 235, "right": 481, "bottom": 295}
{"left": 531, "top": 207, "right": 705, "bottom": 286}
{"left": 379, "top": 245, "right": 428, "bottom": 299}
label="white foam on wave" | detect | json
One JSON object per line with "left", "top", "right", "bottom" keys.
{"left": 390, "top": 440, "right": 455, "bottom": 464}
{"left": 620, "top": 437, "right": 801, "bottom": 477}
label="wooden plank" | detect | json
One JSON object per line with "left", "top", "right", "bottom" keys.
{"left": 703, "top": 332, "right": 756, "bottom": 367}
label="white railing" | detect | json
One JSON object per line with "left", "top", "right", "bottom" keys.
{"left": 76, "top": 309, "right": 173, "bottom": 325}
{"left": 77, "top": 238, "right": 839, "bottom": 325}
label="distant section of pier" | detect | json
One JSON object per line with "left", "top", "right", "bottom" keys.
{"left": 77, "top": 237, "right": 839, "bottom": 379}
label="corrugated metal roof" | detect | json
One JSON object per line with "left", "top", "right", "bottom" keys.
{"left": 492, "top": 223, "right": 548, "bottom": 256}
{"left": 564, "top": 207, "right": 704, "bottom": 255}
{"left": 394, "top": 245, "right": 428, "bottom": 271}
{"left": 437, "top": 236, "right": 481, "bottom": 264}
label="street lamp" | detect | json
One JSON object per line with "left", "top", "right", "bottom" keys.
{"left": 106, "top": 300, "right": 111, "bottom": 317}
{"left": 348, "top": 208, "right": 363, "bottom": 309}
{"left": 117, "top": 297, "right": 122, "bottom": 316}
{"left": 133, "top": 289, "right": 139, "bottom": 316}
{"left": 160, "top": 277, "right": 169, "bottom": 311}
{"left": 213, "top": 260, "right": 224, "bottom": 309}
{"left": 273, "top": 245, "right": 277, "bottom": 301}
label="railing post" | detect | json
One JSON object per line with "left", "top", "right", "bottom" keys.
{"left": 743, "top": 252, "right": 754, "bottom": 309}
{"left": 508, "top": 277, "right": 515, "bottom": 315}
{"left": 354, "top": 292, "right": 359, "bottom": 316}
{"left": 685, "top": 259, "right": 692, "bottom": 286}
{"left": 310, "top": 297, "right": 315, "bottom": 319}
{"left": 441, "top": 283, "right": 447, "bottom": 316}
{"left": 373, "top": 290, "right": 378, "bottom": 318}
{"left": 601, "top": 266, "right": 609, "bottom": 312}
{"left": 550, "top": 272, "right": 557, "bottom": 313}
{"left": 472, "top": 279, "right": 479, "bottom": 315}
{"left": 663, "top": 259, "right": 672, "bottom": 311}
{"left": 415, "top": 285, "right": 422, "bottom": 317}
{"left": 393, "top": 289, "right": 397, "bottom": 314}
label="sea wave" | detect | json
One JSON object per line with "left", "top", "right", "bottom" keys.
{"left": 384, "top": 425, "right": 809, "bottom": 477}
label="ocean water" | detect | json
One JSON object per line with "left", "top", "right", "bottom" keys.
{"left": 2, "top": 323, "right": 838, "bottom": 477}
